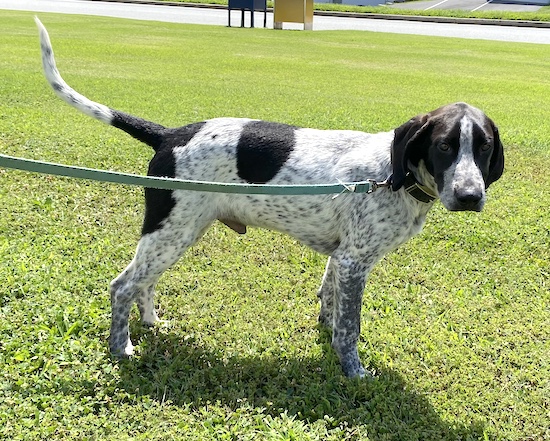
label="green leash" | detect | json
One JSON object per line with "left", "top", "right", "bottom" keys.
{"left": 0, "top": 153, "right": 389, "bottom": 196}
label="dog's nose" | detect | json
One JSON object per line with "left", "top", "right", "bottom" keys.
{"left": 454, "top": 188, "right": 483, "bottom": 210}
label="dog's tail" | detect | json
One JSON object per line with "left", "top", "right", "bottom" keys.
{"left": 35, "top": 17, "right": 165, "bottom": 151}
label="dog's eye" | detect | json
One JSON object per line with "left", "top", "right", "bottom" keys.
{"left": 439, "top": 142, "right": 451, "bottom": 152}
{"left": 481, "top": 142, "right": 493, "bottom": 152}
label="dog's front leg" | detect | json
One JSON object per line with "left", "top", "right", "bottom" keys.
{"left": 330, "top": 251, "right": 370, "bottom": 378}
{"left": 317, "top": 256, "right": 337, "bottom": 328}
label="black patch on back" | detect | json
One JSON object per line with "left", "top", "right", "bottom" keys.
{"left": 159, "top": 122, "right": 207, "bottom": 149}
{"left": 141, "top": 122, "right": 206, "bottom": 235}
{"left": 236, "top": 121, "right": 296, "bottom": 184}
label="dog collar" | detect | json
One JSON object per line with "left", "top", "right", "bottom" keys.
{"left": 403, "top": 173, "right": 438, "bottom": 204}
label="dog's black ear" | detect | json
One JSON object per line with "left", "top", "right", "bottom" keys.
{"left": 485, "top": 120, "right": 504, "bottom": 188}
{"left": 391, "top": 113, "right": 430, "bottom": 191}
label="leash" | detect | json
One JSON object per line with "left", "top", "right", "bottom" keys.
{"left": 0, "top": 153, "right": 392, "bottom": 196}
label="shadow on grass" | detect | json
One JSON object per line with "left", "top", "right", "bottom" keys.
{"left": 115, "top": 324, "right": 485, "bottom": 439}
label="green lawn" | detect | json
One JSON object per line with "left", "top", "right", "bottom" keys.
{"left": 0, "top": 11, "right": 549, "bottom": 441}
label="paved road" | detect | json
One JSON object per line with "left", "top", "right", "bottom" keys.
{"left": 390, "top": 0, "right": 543, "bottom": 12}
{"left": 2, "top": 0, "right": 549, "bottom": 44}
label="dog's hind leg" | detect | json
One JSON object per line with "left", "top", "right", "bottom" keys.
{"left": 109, "top": 266, "right": 139, "bottom": 357}
{"left": 136, "top": 283, "right": 159, "bottom": 326}
{"left": 109, "top": 219, "right": 213, "bottom": 357}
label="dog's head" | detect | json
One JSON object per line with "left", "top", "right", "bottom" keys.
{"left": 391, "top": 102, "right": 504, "bottom": 211}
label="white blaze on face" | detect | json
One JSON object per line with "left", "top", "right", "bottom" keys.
{"left": 440, "top": 116, "right": 486, "bottom": 211}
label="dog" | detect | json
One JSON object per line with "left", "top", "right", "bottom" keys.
{"left": 36, "top": 18, "right": 504, "bottom": 377}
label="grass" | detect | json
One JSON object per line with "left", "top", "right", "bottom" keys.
{"left": 164, "top": 0, "right": 550, "bottom": 22}
{"left": 0, "top": 10, "right": 549, "bottom": 441}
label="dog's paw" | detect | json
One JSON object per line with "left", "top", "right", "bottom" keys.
{"left": 143, "top": 318, "right": 170, "bottom": 328}
{"left": 110, "top": 337, "right": 134, "bottom": 358}
{"left": 337, "top": 348, "right": 370, "bottom": 379}
{"left": 343, "top": 363, "right": 361, "bottom": 378}
{"left": 352, "top": 365, "right": 376, "bottom": 379}
{"left": 140, "top": 309, "right": 160, "bottom": 326}
{"left": 124, "top": 340, "right": 134, "bottom": 356}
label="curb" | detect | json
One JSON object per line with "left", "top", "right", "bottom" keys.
{"left": 87, "top": 0, "right": 550, "bottom": 28}
{"left": 315, "top": 9, "right": 550, "bottom": 28}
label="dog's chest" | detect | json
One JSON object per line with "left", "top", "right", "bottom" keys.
{"left": 342, "top": 193, "right": 430, "bottom": 256}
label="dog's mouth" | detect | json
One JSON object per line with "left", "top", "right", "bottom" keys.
{"left": 442, "top": 192, "right": 486, "bottom": 212}
{"left": 448, "top": 202, "right": 485, "bottom": 212}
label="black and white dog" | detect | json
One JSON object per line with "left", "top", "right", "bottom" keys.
{"left": 36, "top": 19, "right": 503, "bottom": 377}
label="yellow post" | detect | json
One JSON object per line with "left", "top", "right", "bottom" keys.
{"left": 273, "top": 0, "right": 313, "bottom": 30}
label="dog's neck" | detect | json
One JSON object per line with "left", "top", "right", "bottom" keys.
{"left": 405, "top": 161, "right": 438, "bottom": 203}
